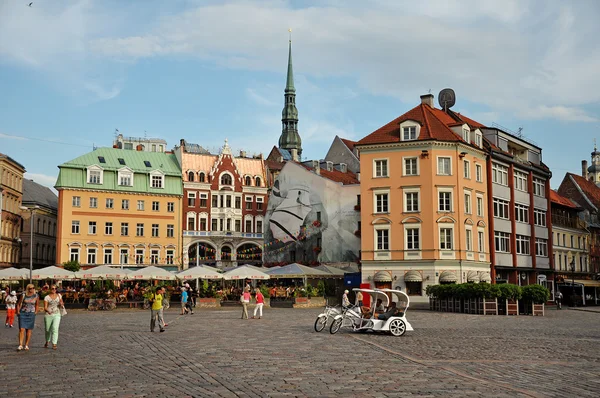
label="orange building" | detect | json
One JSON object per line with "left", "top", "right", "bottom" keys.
{"left": 355, "top": 94, "right": 490, "bottom": 302}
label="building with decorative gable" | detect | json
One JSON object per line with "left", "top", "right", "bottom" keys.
{"left": 176, "top": 139, "right": 268, "bottom": 269}
{"left": 55, "top": 147, "right": 183, "bottom": 270}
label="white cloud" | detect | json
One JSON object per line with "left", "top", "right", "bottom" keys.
{"left": 24, "top": 172, "right": 58, "bottom": 191}
{"left": 518, "top": 105, "right": 598, "bottom": 122}
{"left": 246, "top": 88, "right": 278, "bottom": 107}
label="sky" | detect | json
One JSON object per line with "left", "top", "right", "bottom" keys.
{"left": 1, "top": 0, "right": 599, "bottom": 190}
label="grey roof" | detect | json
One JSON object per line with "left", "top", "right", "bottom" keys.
{"left": 277, "top": 148, "right": 293, "bottom": 161}
{"left": 22, "top": 179, "right": 58, "bottom": 211}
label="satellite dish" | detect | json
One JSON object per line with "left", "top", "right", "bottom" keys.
{"left": 438, "top": 88, "right": 456, "bottom": 110}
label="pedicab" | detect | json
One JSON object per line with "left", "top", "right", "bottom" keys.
{"left": 314, "top": 301, "right": 347, "bottom": 332}
{"left": 329, "top": 288, "right": 413, "bottom": 336}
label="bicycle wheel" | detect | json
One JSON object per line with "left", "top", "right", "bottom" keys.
{"left": 330, "top": 318, "right": 342, "bottom": 334}
{"left": 314, "top": 316, "right": 327, "bottom": 332}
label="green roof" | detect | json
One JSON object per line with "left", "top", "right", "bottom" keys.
{"left": 55, "top": 147, "right": 182, "bottom": 196}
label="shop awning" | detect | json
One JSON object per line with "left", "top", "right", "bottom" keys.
{"left": 404, "top": 270, "right": 422, "bottom": 282}
{"left": 478, "top": 271, "right": 492, "bottom": 283}
{"left": 572, "top": 279, "right": 600, "bottom": 287}
{"left": 373, "top": 271, "right": 392, "bottom": 282}
{"left": 438, "top": 271, "right": 457, "bottom": 283}
{"left": 467, "top": 271, "right": 480, "bottom": 283}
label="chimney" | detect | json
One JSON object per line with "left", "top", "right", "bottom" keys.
{"left": 291, "top": 149, "right": 298, "bottom": 162}
{"left": 312, "top": 160, "right": 320, "bottom": 175}
{"left": 420, "top": 94, "right": 434, "bottom": 107}
{"left": 582, "top": 160, "right": 589, "bottom": 179}
{"left": 136, "top": 144, "right": 143, "bottom": 151}
{"left": 240, "top": 150, "right": 247, "bottom": 158}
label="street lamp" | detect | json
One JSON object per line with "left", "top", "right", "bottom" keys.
{"left": 570, "top": 257, "right": 576, "bottom": 306}
{"left": 20, "top": 205, "right": 40, "bottom": 283}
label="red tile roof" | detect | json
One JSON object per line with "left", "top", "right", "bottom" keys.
{"left": 567, "top": 173, "right": 600, "bottom": 208}
{"left": 299, "top": 163, "right": 359, "bottom": 185}
{"left": 356, "top": 103, "right": 485, "bottom": 146}
{"left": 340, "top": 138, "right": 357, "bottom": 152}
{"left": 266, "top": 159, "right": 284, "bottom": 171}
{"left": 550, "top": 189, "right": 579, "bottom": 209}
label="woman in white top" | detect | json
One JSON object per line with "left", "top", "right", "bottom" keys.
{"left": 43, "top": 285, "right": 65, "bottom": 350}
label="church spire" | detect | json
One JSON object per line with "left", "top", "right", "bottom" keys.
{"left": 278, "top": 29, "right": 301, "bottom": 160}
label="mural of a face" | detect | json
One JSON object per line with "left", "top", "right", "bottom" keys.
{"left": 269, "top": 181, "right": 312, "bottom": 242}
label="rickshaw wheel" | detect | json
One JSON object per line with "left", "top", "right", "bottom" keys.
{"left": 330, "top": 318, "right": 342, "bottom": 334}
{"left": 314, "top": 316, "right": 327, "bottom": 332}
{"left": 389, "top": 319, "right": 406, "bottom": 336}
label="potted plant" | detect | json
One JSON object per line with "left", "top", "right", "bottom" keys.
{"left": 498, "top": 284, "right": 522, "bottom": 316}
{"left": 521, "top": 285, "right": 550, "bottom": 316}
{"left": 313, "top": 246, "right": 322, "bottom": 254}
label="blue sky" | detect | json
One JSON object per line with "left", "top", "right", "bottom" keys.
{"left": 1, "top": 0, "right": 599, "bottom": 190}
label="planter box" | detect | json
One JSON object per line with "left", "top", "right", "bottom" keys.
{"left": 506, "top": 299, "right": 519, "bottom": 316}
{"left": 429, "top": 298, "right": 436, "bottom": 311}
{"left": 469, "top": 299, "right": 478, "bottom": 314}
{"left": 440, "top": 298, "right": 448, "bottom": 312}
{"left": 453, "top": 298, "right": 462, "bottom": 313}
{"left": 196, "top": 298, "right": 219, "bottom": 308}
{"left": 482, "top": 298, "right": 498, "bottom": 315}
{"left": 531, "top": 303, "right": 545, "bottom": 316}
{"left": 463, "top": 299, "right": 470, "bottom": 314}
{"left": 293, "top": 297, "right": 326, "bottom": 308}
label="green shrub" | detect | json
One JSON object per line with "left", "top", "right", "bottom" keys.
{"left": 497, "top": 284, "right": 522, "bottom": 301}
{"left": 521, "top": 284, "right": 550, "bottom": 304}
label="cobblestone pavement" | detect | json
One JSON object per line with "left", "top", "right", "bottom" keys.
{"left": 0, "top": 306, "right": 599, "bottom": 397}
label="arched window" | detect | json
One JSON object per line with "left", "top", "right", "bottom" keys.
{"left": 188, "top": 171, "right": 195, "bottom": 182}
{"left": 37, "top": 219, "right": 41, "bottom": 233}
{"left": 199, "top": 172, "right": 205, "bottom": 183}
{"left": 245, "top": 176, "right": 251, "bottom": 186}
{"left": 255, "top": 177, "right": 261, "bottom": 187}
{"left": 221, "top": 174, "right": 232, "bottom": 185}
{"left": 43, "top": 220, "right": 47, "bottom": 235}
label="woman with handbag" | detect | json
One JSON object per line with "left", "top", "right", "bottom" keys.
{"left": 17, "top": 284, "right": 39, "bottom": 351}
{"left": 43, "top": 285, "right": 65, "bottom": 350}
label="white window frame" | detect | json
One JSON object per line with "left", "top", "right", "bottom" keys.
{"left": 122, "top": 199, "right": 129, "bottom": 210}
{"left": 88, "top": 221, "right": 97, "bottom": 235}
{"left": 533, "top": 178, "right": 545, "bottom": 197}
{"left": 187, "top": 212, "right": 196, "bottom": 231}
{"left": 71, "top": 221, "right": 80, "bottom": 234}
{"left": 152, "top": 201, "right": 160, "bottom": 211}
{"left": 478, "top": 228, "right": 485, "bottom": 253}
{"left": 136, "top": 223, "right": 144, "bottom": 237}
{"left": 166, "top": 249, "right": 174, "bottom": 265}
{"left": 373, "top": 189, "right": 390, "bottom": 214}
{"left": 465, "top": 226, "right": 473, "bottom": 252}
{"left": 72, "top": 196, "right": 81, "bottom": 207}
{"left": 403, "top": 157, "right": 419, "bottom": 176}
{"left": 105, "top": 222, "right": 113, "bottom": 235}
{"left": 437, "top": 188, "right": 453, "bottom": 212}
{"left": 167, "top": 224, "right": 174, "bottom": 238}
{"left": 87, "top": 165, "right": 104, "bottom": 185}
{"left": 474, "top": 131, "right": 482, "bottom": 148}
{"left": 87, "top": 247, "right": 97, "bottom": 265}
{"left": 464, "top": 191, "right": 472, "bottom": 214}
{"left": 105, "top": 198, "right": 113, "bottom": 209}
{"left": 120, "top": 222, "right": 129, "bottom": 236}
{"left": 151, "top": 223, "right": 159, "bottom": 237}
{"left": 437, "top": 157, "right": 452, "bottom": 176}
{"left": 439, "top": 226, "right": 454, "bottom": 250}
{"left": 515, "top": 203, "right": 529, "bottom": 223}
{"left": 492, "top": 163, "right": 508, "bottom": 186}
{"left": 120, "top": 248, "right": 129, "bottom": 264}
{"left": 403, "top": 188, "right": 420, "bottom": 213}
{"left": 476, "top": 164, "right": 483, "bottom": 182}
{"left": 151, "top": 174, "right": 164, "bottom": 189}
{"left": 167, "top": 202, "right": 175, "bottom": 212}
{"left": 118, "top": 167, "right": 134, "bottom": 187}
{"left": 402, "top": 126, "right": 417, "bottom": 141}
{"left": 463, "top": 160, "right": 470, "bottom": 179}
{"left": 404, "top": 223, "right": 420, "bottom": 250}
{"left": 476, "top": 195, "right": 484, "bottom": 217}
{"left": 135, "top": 248, "right": 145, "bottom": 264}
{"left": 462, "top": 128, "right": 470, "bottom": 142}
{"left": 495, "top": 231, "right": 510, "bottom": 253}
{"left": 373, "top": 159, "right": 389, "bottom": 178}
{"left": 374, "top": 225, "right": 390, "bottom": 251}
{"left": 493, "top": 198, "right": 509, "bottom": 219}
{"left": 150, "top": 249, "right": 159, "bottom": 265}
{"left": 69, "top": 247, "right": 80, "bottom": 263}
{"left": 516, "top": 235, "right": 530, "bottom": 255}
{"left": 535, "top": 238, "right": 548, "bottom": 257}
{"left": 137, "top": 200, "right": 145, "bottom": 211}
{"left": 103, "top": 248, "right": 113, "bottom": 265}
{"left": 514, "top": 171, "right": 528, "bottom": 192}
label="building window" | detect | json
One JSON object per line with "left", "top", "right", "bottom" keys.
{"left": 152, "top": 201, "right": 160, "bottom": 211}
{"left": 534, "top": 209, "right": 546, "bottom": 227}
{"left": 405, "top": 191, "right": 419, "bottom": 212}
{"left": 462, "top": 128, "right": 470, "bottom": 142}
{"left": 495, "top": 231, "right": 510, "bottom": 253}
{"left": 211, "top": 219, "right": 217, "bottom": 231}
{"left": 200, "top": 218, "right": 207, "bottom": 231}
{"left": 466, "top": 228, "right": 473, "bottom": 252}
{"left": 188, "top": 171, "right": 195, "bottom": 182}
{"left": 478, "top": 230, "right": 485, "bottom": 252}
{"left": 72, "top": 196, "right": 81, "bottom": 207}
{"left": 245, "top": 196, "right": 253, "bottom": 210}
{"left": 515, "top": 204, "right": 529, "bottom": 223}
{"left": 476, "top": 164, "right": 482, "bottom": 182}
{"left": 403, "top": 157, "right": 418, "bottom": 176}
{"left": 187, "top": 214, "right": 196, "bottom": 231}
{"left": 245, "top": 219, "right": 252, "bottom": 233}
{"left": 152, "top": 224, "right": 159, "bottom": 237}
{"left": 199, "top": 172, "right": 205, "bottom": 183}
{"left": 105, "top": 222, "right": 113, "bottom": 235}
{"left": 104, "top": 248, "right": 113, "bottom": 264}
{"left": 221, "top": 174, "right": 233, "bottom": 185}
{"left": 226, "top": 195, "right": 232, "bottom": 208}
{"left": 406, "top": 227, "right": 420, "bottom": 250}
{"left": 376, "top": 228, "right": 389, "bottom": 251}
{"left": 255, "top": 177, "right": 261, "bottom": 187}
{"left": 493, "top": 198, "right": 509, "bottom": 219}
{"left": 122, "top": 199, "right": 129, "bottom": 210}
{"left": 167, "top": 224, "right": 174, "bottom": 238}
{"left": 402, "top": 126, "right": 417, "bottom": 140}
{"left": 166, "top": 249, "right": 174, "bottom": 265}
{"left": 188, "top": 192, "right": 196, "bottom": 207}
{"left": 375, "top": 193, "right": 389, "bottom": 213}
{"left": 256, "top": 197, "right": 264, "bottom": 211}
{"left": 71, "top": 221, "right": 80, "bottom": 234}
{"left": 69, "top": 247, "right": 79, "bottom": 263}
{"left": 87, "top": 248, "right": 97, "bottom": 265}
{"left": 106, "top": 198, "right": 114, "bottom": 209}
{"left": 167, "top": 202, "right": 174, "bottom": 212}
{"left": 440, "top": 228, "right": 453, "bottom": 250}
{"left": 137, "top": 200, "right": 145, "bottom": 211}
{"left": 212, "top": 195, "right": 218, "bottom": 208}
{"left": 464, "top": 192, "right": 471, "bottom": 214}
{"left": 374, "top": 159, "right": 388, "bottom": 177}
{"left": 88, "top": 169, "right": 102, "bottom": 184}
{"left": 119, "top": 171, "right": 133, "bottom": 186}
{"left": 135, "top": 248, "right": 144, "bottom": 264}
{"left": 150, "top": 249, "right": 159, "bottom": 265}
{"left": 89, "top": 197, "right": 98, "bottom": 208}
{"left": 88, "top": 221, "right": 97, "bottom": 235}
{"left": 256, "top": 220, "right": 263, "bottom": 233}
{"left": 121, "top": 223, "right": 129, "bottom": 236}
{"left": 492, "top": 163, "right": 508, "bottom": 186}
{"left": 533, "top": 178, "right": 545, "bottom": 197}
{"left": 535, "top": 238, "right": 548, "bottom": 257}
{"left": 438, "top": 191, "right": 452, "bottom": 212}
{"left": 477, "top": 196, "right": 484, "bottom": 217}
{"left": 235, "top": 220, "right": 241, "bottom": 232}
{"left": 475, "top": 131, "right": 482, "bottom": 147}
{"left": 198, "top": 194, "right": 207, "bottom": 207}
{"left": 120, "top": 248, "right": 128, "bottom": 264}
{"left": 234, "top": 196, "right": 240, "bottom": 209}
{"left": 514, "top": 171, "right": 528, "bottom": 192}
{"left": 245, "top": 176, "right": 251, "bottom": 186}
{"left": 437, "top": 157, "right": 451, "bottom": 175}
{"left": 151, "top": 175, "right": 163, "bottom": 188}
{"left": 516, "top": 235, "right": 530, "bottom": 255}
{"left": 463, "top": 160, "right": 470, "bottom": 179}
{"left": 136, "top": 223, "right": 144, "bottom": 237}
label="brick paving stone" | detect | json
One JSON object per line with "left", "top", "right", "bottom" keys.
{"left": 0, "top": 307, "right": 599, "bottom": 396}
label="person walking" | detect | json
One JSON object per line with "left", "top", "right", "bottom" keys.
{"left": 150, "top": 287, "right": 166, "bottom": 333}
{"left": 555, "top": 290, "right": 563, "bottom": 310}
{"left": 44, "top": 285, "right": 65, "bottom": 350}
{"left": 181, "top": 287, "right": 188, "bottom": 315}
{"left": 5, "top": 290, "right": 17, "bottom": 327}
{"left": 186, "top": 288, "right": 194, "bottom": 315}
{"left": 252, "top": 288, "right": 265, "bottom": 319}
{"left": 240, "top": 287, "right": 251, "bottom": 319}
{"left": 17, "top": 284, "right": 39, "bottom": 351}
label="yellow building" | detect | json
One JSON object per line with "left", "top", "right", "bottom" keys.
{"left": 355, "top": 94, "right": 490, "bottom": 302}
{"left": 55, "top": 147, "right": 183, "bottom": 270}
{"left": 0, "top": 153, "right": 25, "bottom": 268}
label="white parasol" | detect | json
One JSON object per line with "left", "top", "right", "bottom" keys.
{"left": 222, "top": 265, "right": 270, "bottom": 280}
{"left": 176, "top": 265, "right": 223, "bottom": 280}
{"left": 75, "top": 265, "right": 131, "bottom": 280}
{"left": 0, "top": 267, "right": 29, "bottom": 280}
{"left": 31, "top": 265, "right": 77, "bottom": 280}
{"left": 127, "top": 266, "right": 177, "bottom": 281}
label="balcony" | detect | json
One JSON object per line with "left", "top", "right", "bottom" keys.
{"left": 551, "top": 214, "right": 584, "bottom": 230}
{"left": 183, "top": 230, "right": 263, "bottom": 239}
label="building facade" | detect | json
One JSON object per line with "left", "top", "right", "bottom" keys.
{"left": 176, "top": 139, "right": 268, "bottom": 269}
{"left": 55, "top": 147, "right": 182, "bottom": 270}
{"left": 356, "top": 94, "right": 490, "bottom": 302}
{"left": 0, "top": 153, "right": 25, "bottom": 268}
{"left": 483, "top": 128, "right": 552, "bottom": 286}
{"left": 263, "top": 160, "right": 360, "bottom": 267}
{"left": 20, "top": 179, "right": 58, "bottom": 269}
{"left": 324, "top": 136, "right": 360, "bottom": 174}
{"left": 114, "top": 133, "right": 169, "bottom": 153}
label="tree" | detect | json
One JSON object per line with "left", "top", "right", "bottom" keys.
{"left": 62, "top": 260, "right": 80, "bottom": 272}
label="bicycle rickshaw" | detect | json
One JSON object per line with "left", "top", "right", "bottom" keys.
{"left": 329, "top": 288, "right": 413, "bottom": 336}
{"left": 314, "top": 302, "right": 344, "bottom": 332}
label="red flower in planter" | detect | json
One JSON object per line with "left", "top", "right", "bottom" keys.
{"left": 312, "top": 220, "right": 322, "bottom": 227}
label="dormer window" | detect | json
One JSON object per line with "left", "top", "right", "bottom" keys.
{"left": 462, "top": 128, "right": 470, "bottom": 142}
{"left": 199, "top": 172, "right": 205, "bottom": 183}
{"left": 475, "top": 130, "right": 483, "bottom": 148}
{"left": 118, "top": 167, "right": 134, "bottom": 187}
{"left": 149, "top": 170, "right": 165, "bottom": 189}
{"left": 220, "top": 173, "right": 233, "bottom": 186}
{"left": 326, "top": 161, "right": 333, "bottom": 171}
{"left": 188, "top": 171, "right": 195, "bottom": 182}
{"left": 403, "top": 126, "right": 417, "bottom": 140}
{"left": 245, "top": 176, "right": 252, "bottom": 186}
{"left": 87, "top": 165, "right": 104, "bottom": 185}
{"left": 255, "top": 176, "right": 261, "bottom": 187}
